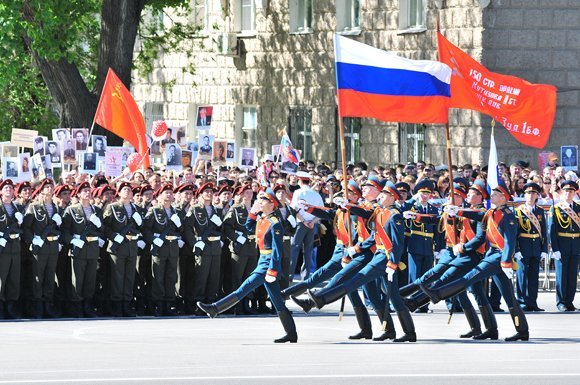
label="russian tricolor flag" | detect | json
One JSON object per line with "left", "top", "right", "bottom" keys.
{"left": 335, "top": 35, "right": 452, "bottom": 124}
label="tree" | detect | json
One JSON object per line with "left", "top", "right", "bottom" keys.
{"left": 0, "top": 0, "right": 200, "bottom": 142}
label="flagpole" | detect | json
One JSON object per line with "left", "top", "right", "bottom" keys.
{"left": 445, "top": 123, "right": 455, "bottom": 198}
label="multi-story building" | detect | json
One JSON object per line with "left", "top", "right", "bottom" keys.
{"left": 132, "top": 0, "right": 580, "bottom": 169}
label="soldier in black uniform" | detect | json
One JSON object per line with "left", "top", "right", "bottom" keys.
{"left": 53, "top": 184, "right": 73, "bottom": 317}
{"left": 61, "top": 182, "right": 104, "bottom": 317}
{"left": 135, "top": 184, "right": 155, "bottom": 315}
{"left": 0, "top": 180, "right": 24, "bottom": 319}
{"left": 15, "top": 182, "right": 33, "bottom": 317}
{"left": 22, "top": 179, "right": 62, "bottom": 318}
{"left": 273, "top": 183, "right": 298, "bottom": 291}
{"left": 103, "top": 182, "right": 143, "bottom": 317}
{"left": 174, "top": 183, "right": 196, "bottom": 314}
{"left": 142, "top": 184, "right": 182, "bottom": 316}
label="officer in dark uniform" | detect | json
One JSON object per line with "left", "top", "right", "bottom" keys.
{"left": 16, "top": 182, "right": 33, "bottom": 317}
{"left": 53, "top": 184, "right": 73, "bottom": 317}
{"left": 514, "top": 182, "right": 548, "bottom": 312}
{"left": 0, "top": 179, "right": 24, "bottom": 319}
{"left": 61, "top": 182, "right": 104, "bottom": 318}
{"left": 135, "top": 184, "right": 154, "bottom": 315}
{"left": 198, "top": 188, "right": 298, "bottom": 343}
{"left": 549, "top": 180, "right": 580, "bottom": 311}
{"left": 93, "top": 184, "right": 116, "bottom": 316}
{"left": 273, "top": 183, "right": 297, "bottom": 292}
{"left": 215, "top": 184, "right": 233, "bottom": 298}
{"left": 22, "top": 179, "right": 61, "bottom": 318}
{"left": 103, "top": 182, "right": 143, "bottom": 317}
{"left": 186, "top": 182, "right": 223, "bottom": 314}
{"left": 395, "top": 182, "right": 411, "bottom": 287}
{"left": 222, "top": 184, "right": 258, "bottom": 314}
{"left": 174, "top": 183, "right": 196, "bottom": 314}
{"left": 142, "top": 184, "right": 182, "bottom": 316}
{"left": 421, "top": 181, "right": 529, "bottom": 341}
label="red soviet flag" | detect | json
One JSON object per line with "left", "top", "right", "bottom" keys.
{"left": 94, "top": 68, "right": 150, "bottom": 168}
{"left": 437, "top": 32, "right": 557, "bottom": 149}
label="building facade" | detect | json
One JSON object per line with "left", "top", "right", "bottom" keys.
{"left": 132, "top": 0, "right": 580, "bottom": 169}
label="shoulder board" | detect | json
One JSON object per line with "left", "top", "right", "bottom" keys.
{"left": 268, "top": 216, "right": 279, "bottom": 224}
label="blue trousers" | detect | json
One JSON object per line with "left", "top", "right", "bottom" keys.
{"left": 414, "top": 248, "right": 455, "bottom": 285}
{"left": 290, "top": 222, "right": 315, "bottom": 281}
{"left": 516, "top": 255, "right": 541, "bottom": 308}
{"left": 233, "top": 256, "right": 288, "bottom": 312}
{"left": 303, "top": 246, "right": 344, "bottom": 288}
{"left": 555, "top": 254, "right": 579, "bottom": 307}
{"left": 408, "top": 252, "right": 434, "bottom": 283}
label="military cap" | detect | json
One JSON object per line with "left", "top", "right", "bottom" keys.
{"left": 453, "top": 177, "right": 469, "bottom": 190}
{"left": 0, "top": 179, "right": 14, "bottom": 190}
{"left": 469, "top": 179, "right": 489, "bottom": 199}
{"left": 54, "top": 184, "right": 72, "bottom": 197}
{"left": 16, "top": 181, "right": 32, "bottom": 195}
{"left": 492, "top": 180, "right": 512, "bottom": 201}
{"left": 363, "top": 175, "right": 385, "bottom": 191}
{"left": 382, "top": 181, "right": 402, "bottom": 201}
{"left": 414, "top": 179, "right": 435, "bottom": 194}
{"left": 451, "top": 183, "right": 467, "bottom": 199}
{"left": 117, "top": 181, "right": 133, "bottom": 194}
{"left": 261, "top": 187, "right": 281, "bottom": 208}
{"left": 174, "top": 183, "right": 194, "bottom": 194}
{"left": 395, "top": 182, "right": 411, "bottom": 194}
{"left": 523, "top": 182, "right": 542, "bottom": 195}
{"left": 560, "top": 180, "right": 578, "bottom": 191}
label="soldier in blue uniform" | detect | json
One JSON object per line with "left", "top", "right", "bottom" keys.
{"left": 306, "top": 181, "right": 415, "bottom": 342}
{"left": 197, "top": 188, "right": 298, "bottom": 343}
{"left": 514, "top": 182, "right": 548, "bottom": 312}
{"left": 421, "top": 181, "right": 529, "bottom": 341}
{"left": 549, "top": 180, "right": 580, "bottom": 311}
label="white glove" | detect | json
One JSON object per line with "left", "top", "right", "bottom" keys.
{"left": 132, "top": 212, "right": 142, "bottom": 226}
{"left": 333, "top": 197, "right": 347, "bottom": 208}
{"left": 552, "top": 251, "right": 561, "bottom": 261}
{"left": 0, "top": 238, "right": 7, "bottom": 247}
{"left": 540, "top": 252, "right": 548, "bottom": 261}
{"left": 453, "top": 244, "right": 462, "bottom": 256}
{"left": 153, "top": 238, "right": 164, "bottom": 247}
{"left": 236, "top": 235, "right": 247, "bottom": 245}
{"left": 210, "top": 214, "right": 222, "bottom": 226}
{"left": 177, "top": 239, "right": 185, "bottom": 248}
{"left": 265, "top": 273, "right": 277, "bottom": 283}
{"left": 14, "top": 212, "right": 23, "bottom": 225}
{"left": 295, "top": 200, "right": 306, "bottom": 211}
{"left": 502, "top": 267, "right": 514, "bottom": 280}
{"left": 71, "top": 238, "right": 85, "bottom": 249}
{"left": 346, "top": 246, "right": 357, "bottom": 257}
{"left": 114, "top": 234, "right": 124, "bottom": 244}
{"left": 514, "top": 252, "right": 523, "bottom": 261}
{"left": 58, "top": 243, "right": 62, "bottom": 252}
{"left": 137, "top": 240, "right": 146, "bottom": 249}
{"left": 32, "top": 236, "right": 44, "bottom": 247}
{"left": 386, "top": 266, "right": 396, "bottom": 282}
{"left": 170, "top": 213, "right": 182, "bottom": 228}
{"left": 98, "top": 238, "right": 105, "bottom": 247}
{"left": 443, "top": 205, "right": 459, "bottom": 217}
{"left": 403, "top": 211, "right": 417, "bottom": 219}
{"left": 287, "top": 215, "right": 297, "bottom": 228}
{"left": 194, "top": 240, "right": 205, "bottom": 251}
{"left": 89, "top": 213, "right": 102, "bottom": 228}
{"left": 52, "top": 213, "right": 62, "bottom": 226}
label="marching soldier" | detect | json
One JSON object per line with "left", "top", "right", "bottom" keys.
{"left": 421, "top": 181, "right": 529, "bottom": 341}
{"left": 514, "top": 182, "right": 548, "bottom": 311}
{"left": 142, "top": 184, "right": 182, "bottom": 316}
{"left": 549, "top": 180, "right": 580, "bottom": 311}
{"left": 103, "top": 182, "right": 143, "bottom": 317}
{"left": 22, "top": 179, "right": 62, "bottom": 318}
{"left": 61, "top": 182, "right": 104, "bottom": 318}
{"left": 198, "top": 188, "right": 298, "bottom": 343}
{"left": 0, "top": 180, "right": 24, "bottom": 319}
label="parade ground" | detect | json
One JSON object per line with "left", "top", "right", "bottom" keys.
{"left": 0, "top": 291, "right": 578, "bottom": 385}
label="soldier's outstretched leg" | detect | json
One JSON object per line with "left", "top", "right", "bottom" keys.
{"left": 274, "top": 309, "right": 297, "bottom": 343}
{"left": 349, "top": 306, "right": 373, "bottom": 340}
{"left": 473, "top": 304, "right": 498, "bottom": 340}
{"left": 281, "top": 280, "right": 308, "bottom": 301}
{"left": 403, "top": 291, "right": 431, "bottom": 312}
{"left": 197, "top": 294, "right": 240, "bottom": 318}
{"left": 420, "top": 278, "right": 467, "bottom": 304}
{"left": 399, "top": 282, "right": 419, "bottom": 298}
{"left": 290, "top": 295, "right": 315, "bottom": 313}
{"left": 307, "top": 285, "right": 347, "bottom": 310}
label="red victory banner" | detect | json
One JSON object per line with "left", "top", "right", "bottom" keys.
{"left": 437, "top": 32, "right": 557, "bottom": 149}
{"left": 94, "top": 68, "right": 150, "bottom": 168}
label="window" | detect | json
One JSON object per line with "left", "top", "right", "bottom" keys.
{"left": 234, "top": 0, "right": 256, "bottom": 33}
{"left": 143, "top": 102, "right": 164, "bottom": 134}
{"left": 190, "top": 0, "right": 208, "bottom": 33}
{"left": 399, "top": 123, "right": 425, "bottom": 163}
{"left": 288, "top": 107, "right": 312, "bottom": 161}
{"left": 336, "top": 116, "right": 361, "bottom": 165}
{"left": 399, "top": 0, "right": 426, "bottom": 31}
{"left": 336, "top": 0, "right": 360, "bottom": 34}
{"left": 236, "top": 106, "right": 258, "bottom": 149}
{"left": 289, "top": 0, "right": 313, "bottom": 33}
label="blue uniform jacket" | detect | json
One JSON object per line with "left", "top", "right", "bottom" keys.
{"left": 549, "top": 201, "right": 580, "bottom": 256}
{"left": 406, "top": 201, "right": 440, "bottom": 256}
{"left": 246, "top": 212, "right": 284, "bottom": 273}
{"left": 514, "top": 204, "right": 548, "bottom": 256}
{"left": 308, "top": 206, "right": 358, "bottom": 249}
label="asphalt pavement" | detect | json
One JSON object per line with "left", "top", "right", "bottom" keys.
{"left": 0, "top": 291, "right": 578, "bottom": 385}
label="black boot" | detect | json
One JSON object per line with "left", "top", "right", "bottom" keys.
{"left": 393, "top": 310, "right": 416, "bottom": 342}
{"left": 164, "top": 301, "right": 178, "bottom": 316}
{"left": 399, "top": 282, "right": 419, "bottom": 298}
{"left": 459, "top": 304, "right": 482, "bottom": 338}
{"left": 110, "top": 301, "right": 123, "bottom": 317}
{"left": 290, "top": 295, "right": 315, "bottom": 313}
{"left": 256, "top": 298, "right": 271, "bottom": 314}
{"left": 154, "top": 301, "right": 164, "bottom": 317}
{"left": 473, "top": 304, "right": 498, "bottom": 340}
{"left": 0, "top": 301, "right": 4, "bottom": 319}
{"left": 505, "top": 307, "right": 529, "bottom": 342}
{"left": 32, "top": 301, "right": 43, "bottom": 319}
{"left": 69, "top": 301, "right": 83, "bottom": 318}
{"left": 197, "top": 294, "right": 240, "bottom": 318}
{"left": 274, "top": 309, "right": 297, "bottom": 343}
{"left": 5, "top": 301, "right": 20, "bottom": 319}
{"left": 83, "top": 300, "right": 97, "bottom": 318}
{"left": 44, "top": 302, "right": 58, "bottom": 318}
{"left": 349, "top": 306, "right": 373, "bottom": 340}
{"left": 243, "top": 298, "right": 258, "bottom": 315}
{"left": 280, "top": 281, "right": 308, "bottom": 301}
{"left": 307, "top": 286, "right": 347, "bottom": 310}
{"left": 420, "top": 279, "right": 466, "bottom": 304}
{"left": 373, "top": 308, "right": 396, "bottom": 341}
{"left": 123, "top": 301, "right": 136, "bottom": 317}
{"left": 403, "top": 292, "right": 431, "bottom": 313}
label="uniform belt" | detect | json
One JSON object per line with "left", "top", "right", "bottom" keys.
{"left": 207, "top": 236, "right": 221, "bottom": 242}
{"left": 260, "top": 249, "right": 272, "bottom": 255}
{"left": 46, "top": 236, "right": 59, "bottom": 242}
{"left": 490, "top": 243, "right": 501, "bottom": 249}
{"left": 9, "top": 234, "right": 19, "bottom": 240}
{"left": 558, "top": 232, "right": 579, "bottom": 239}
{"left": 165, "top": 236, "right": 178, "bottom": 241}
{"left": 404, "top": 232, "right": 411, "bottom": 236}
{"left": 410, "top": 230, "right": 434, "bottom": 238}
{"left": 358, "top": 237, "right": 365, "bottom": 242}
{"left": 376, "top": 245, "right": 387, "bottom": 250}
{"left": 126, "top": 235, "right": 138, "bottom": 241}
{"left": 283, "top": 236, "right": 292, "bottom": 241}
{"left": 248, "top": 235, "right": 256, "bottom": 240}
{"left": 336, "top": 240, "right": 344, "bottom": 245}
{"left": 85, "top": 236, "right": 98, "bottom": 242}
{"left": 519, "top": 233, "right": 540, "bottom": 239}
